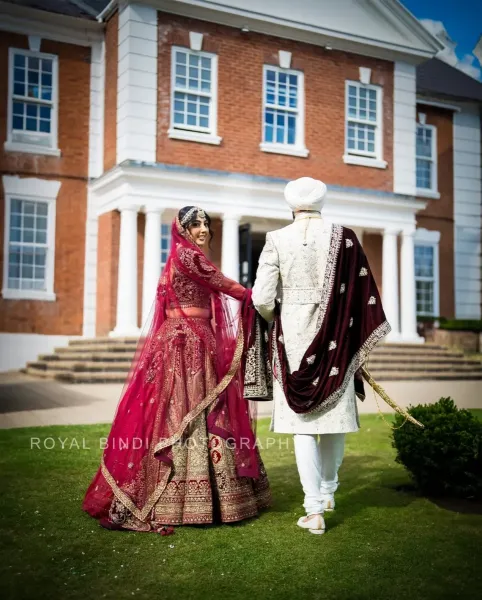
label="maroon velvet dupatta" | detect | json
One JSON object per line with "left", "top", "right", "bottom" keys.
{"left": 272, "top": 224, "right": 391, "bottom": 415}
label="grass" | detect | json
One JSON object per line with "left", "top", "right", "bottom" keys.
{"left": 1, "top": 414, "right": 482, "bottom": 600}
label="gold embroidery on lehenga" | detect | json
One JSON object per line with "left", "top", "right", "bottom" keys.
{"left": 101, "top": 322, "right": 245, "bottom": 522}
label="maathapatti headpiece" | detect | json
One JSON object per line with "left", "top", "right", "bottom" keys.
{"left": 180, "top": 207, "right": 206, "bottom": 227}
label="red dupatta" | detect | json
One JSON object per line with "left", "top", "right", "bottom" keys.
{"left": 272, "top": 225, "right": 391, "bottom": 414}
{"left": 83, "top": 217, "right": 258, "bottom": 524}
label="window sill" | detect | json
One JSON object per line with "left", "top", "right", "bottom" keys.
{"left": 260, "top": 143, "right": 309, "bottom": 158}
{"left": 4, "top": 141, "right": 61, "bottom": 157}
{"left": 416, "top": 189, "right": 441, "bottom": 200}
{"left": 343, "top": 154, "right": 387, "bottom": 169}
{"left": 2, "top": 289, "right": 56, "bottom": 301}
{"left": 168, "top": 129, "right": 222, "bottom": 146}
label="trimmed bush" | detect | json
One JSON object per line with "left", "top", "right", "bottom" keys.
{"left": 392, "top": 398, "right": 482, "bottom": 499}
{"left": 438, "top": 319, "right": 482, "bottom": 332}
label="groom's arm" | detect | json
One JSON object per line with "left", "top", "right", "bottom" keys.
{"left": 252, "top": 232, "right": 280, "bottom": 323}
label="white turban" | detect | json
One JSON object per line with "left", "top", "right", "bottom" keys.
{"left": 284, "top": 177, "right": 327, "bottom": 212}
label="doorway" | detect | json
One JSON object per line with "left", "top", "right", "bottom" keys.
{"left": 239, "top": 224, "right": 267, "bottom": 288}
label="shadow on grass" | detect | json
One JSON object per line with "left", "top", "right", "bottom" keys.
{"left": 264, "top": 454, "right": 417, "bottom": 528}
{"left": 392, "top": 483, "right": 482, "bottom": 515}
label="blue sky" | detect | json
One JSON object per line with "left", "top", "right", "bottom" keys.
{"left": 402, "top": 0, "right": 481, "bottom": 59}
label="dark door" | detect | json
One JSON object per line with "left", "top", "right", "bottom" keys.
{"left": 239, "top": 223, "right": 252, "bottom": 288}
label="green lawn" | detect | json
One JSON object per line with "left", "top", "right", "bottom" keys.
{"left": 1, "top": 414, "right": 482, "bottom": 600}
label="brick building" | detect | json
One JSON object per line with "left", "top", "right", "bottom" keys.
{"left": 0, "top": 0, "right": 481, "bottom": 371}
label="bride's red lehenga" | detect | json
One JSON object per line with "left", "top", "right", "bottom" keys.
{"left": 82, "top": 216, "right": 270, "bottom": 531}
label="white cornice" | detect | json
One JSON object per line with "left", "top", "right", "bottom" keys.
{"left": 0, "top": 1, "right": 104, "bottom": 47}
{"left": 89, "top": 164, "right": 427, "bottom": 231}
{"left": 147, "top": 0, "right": 440, "bottom": 63}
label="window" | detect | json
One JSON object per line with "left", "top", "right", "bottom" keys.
{"left": 344, "top": 81, "right": 386, "bottom": 168}
{"left": 6, "top": 48, "right": 59, "bottom": 156}
{"left": 415, "top": 245, "right": 435, "bottom": 315}
{"left": 260, "top": 66, "right": 308, "bottom": 157}
{"left": 168, "top": 47, "right": 221, "bottom": 145}
{"left": 160, "top": 223, "right": 171, "bottom": 272}
{"left": 414, "top": 229, "right": 440, "bottom": 317}
{"left": 2, "top": 176, "right": 60, "bottom": 301}
{"left": 416, "top": 124, "right": 437, "bottom": 194}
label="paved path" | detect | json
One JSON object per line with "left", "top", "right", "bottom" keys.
{"left": 0, "top": 371, "right": 481, "bottom": 429}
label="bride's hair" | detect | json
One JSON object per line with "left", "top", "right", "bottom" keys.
{"left": 178, "top": 206, "right": 214, "bottom": 249}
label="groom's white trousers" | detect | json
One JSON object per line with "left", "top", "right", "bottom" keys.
{"left": 294, "top": 433, "right": 345, "bottom": 516}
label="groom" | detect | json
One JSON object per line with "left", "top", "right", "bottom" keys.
{"left": 252, "top": 177, "right": 389, "bottom": 534}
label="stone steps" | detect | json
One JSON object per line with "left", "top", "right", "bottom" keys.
{"left": 21, "top": 337, "right": 482, "bottom": 383}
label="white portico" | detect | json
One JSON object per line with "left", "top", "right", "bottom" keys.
{"left": 88, "top": 163, "right": 426, "bottom": 343}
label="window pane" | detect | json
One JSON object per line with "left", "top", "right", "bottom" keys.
{"left": 416, "top": 126, "right": 433, "bottom": 158}
{"left": 264, "top": 123, "right": 274, "bottom": 143}
{"left": 14, "top": 53, "right": 25, "bottom": 68}
{"left": 41, "top": 87, "right": 52, "bottom": 101}
{"left": 346, "top": 122, "right": 376, "bottom": 155}
{"left": 13, "top": 115, "right": 23, "bottom": 130}
{"left": 347, "top": 84, "right": 377, "bottom": 123}
{"left": 416, "top": 158, "right": 432, "bottom": 189}
{"left": 7, "top": 201, "right": 49, "bottom": 291}
{"left": 415, "top": 245, "right": 434, "bottom": 278}
{"left": 160, "top": 225, "right": 172, "bottom": 269}
{"left": 14, "top": 82, "right": 25, "bottom": 96}
{"left": 416, "top": 280, "right": 434, "bottom": 314}
{"left": 287, "top": 115, "right": 296, "bottom": 144}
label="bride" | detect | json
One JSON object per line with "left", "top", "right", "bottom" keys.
{"left": 83, "top": 206, "right": 270, "bottom": 532}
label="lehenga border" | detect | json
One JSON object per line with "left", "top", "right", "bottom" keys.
{"left": 100, "top": 322, "right": 245, "bottom": 523}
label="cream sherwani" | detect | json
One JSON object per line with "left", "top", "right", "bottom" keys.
{"left": 252, "top": 214, "right": 360, "bottom": 436}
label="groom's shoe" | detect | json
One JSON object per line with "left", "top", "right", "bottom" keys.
{"left": 297, "top": 513, "right": 325, "bottom": 535}
{"left": 321, "top": 495, "right": 335, "bottom": 512}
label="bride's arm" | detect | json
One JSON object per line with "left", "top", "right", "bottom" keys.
{"left": 175, "top": 245, "right": 246, "bottom": 300}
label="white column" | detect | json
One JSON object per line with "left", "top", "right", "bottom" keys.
{"left": 142, "top": 208, "right": 162, "bottom": 325}
{"left": 221, "top": 213, "right": 241, "bottom": 281}
{"left": 382, "top": 228, "right": 400, "bottom": 340}
{"left": 400, "top": 228, "right": 423, "bottom": 344}
{"left": 110, "top": 205, "right": 140, "bottom": 338}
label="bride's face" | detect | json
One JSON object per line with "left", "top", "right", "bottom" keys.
{"left": 188, "top": 216, "right": 209, "bottom": 248}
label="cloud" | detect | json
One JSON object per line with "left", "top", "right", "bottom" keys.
{"left": 420, "top": 18, "right": 481, "bottom": 81}
{"left": 457, "top": 54, "right": 481, "bottom": 80}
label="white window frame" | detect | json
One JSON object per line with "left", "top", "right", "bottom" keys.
{"left": 168, "top": 46, "right": 221, "bottom": 146}
{"left": 343, "top": 80, "right": 386, "bottom": 169}
{"left": 5, "top": 48, "right": 60, "bottom": 157}
{"left": 2, "top": 176, "right": 60, "bottom": 301}
{"left": 416, "top": 123, "right": 439, "bottom": 199}
{"left": 260, "top": 64, "right": 308, "bottom": 158}
{"left": 414, "top": 228, "right": 441, "bottom": 317}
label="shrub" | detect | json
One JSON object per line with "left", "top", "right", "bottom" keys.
{"left": 392, "top": 398, "right": 482, "bottom": 499}
{"left": 438, "top": 319, "right": 482, "bottom": 332}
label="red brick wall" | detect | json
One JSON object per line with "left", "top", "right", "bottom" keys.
{"left": 208, "top": 217, "right": 222, "bottom": 268}
{"left": 416, "top": 105, "right": 455, "bottom": 319}
{"left": 363, "top": 233, "right": 383, "bottom": 294}
{"left": 0, "top": 33, "right": 90, "bottom": 335}
{"left": 104, "top": 11, "right": 118, "bottom": 171}
{"left": 157, "top": 13, "right": 394, "bottom": 190}
{"left": 96, "top": 211, "right": 120, "bottom": 336}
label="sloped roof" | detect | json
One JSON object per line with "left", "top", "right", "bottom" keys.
{"left": 1, "top": 0, "right": 110, "bottom": 20}
{"left": 417, "top": 58, "right": 482, "bottom": 103}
